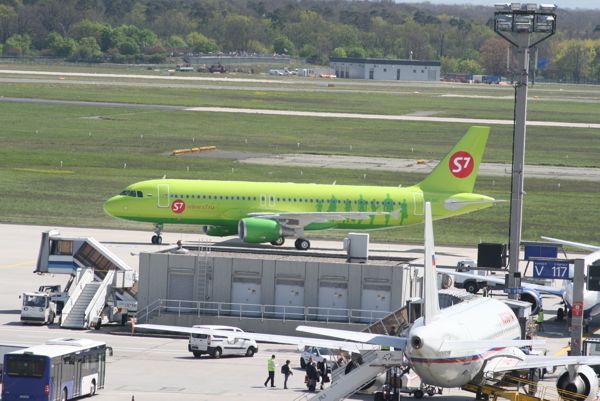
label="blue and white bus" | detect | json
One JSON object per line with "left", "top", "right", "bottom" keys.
{"left": 1, "top": 338, "right": 110, "bottom": 401}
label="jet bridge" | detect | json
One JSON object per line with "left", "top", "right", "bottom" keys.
{"left": 35, "top": 230, "right": 137, "bottom": 329}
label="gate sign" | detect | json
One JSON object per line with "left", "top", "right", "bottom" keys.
{"left": 533, "top": 260, "right": 571, "bottom": 279}
{"left": 524, "top": 244, "right": 557, "bottom": 261}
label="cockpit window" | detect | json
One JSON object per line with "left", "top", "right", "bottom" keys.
{"left": 120, "top": 190, "right": 139, "bottom": 197}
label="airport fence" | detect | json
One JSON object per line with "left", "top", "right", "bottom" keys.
{"left": 137, "top": 298, "right": 389, "bottom": 325}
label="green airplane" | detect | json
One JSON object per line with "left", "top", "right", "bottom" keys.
{"left": 104, "top": 126, "right": 494, "bottom": 250}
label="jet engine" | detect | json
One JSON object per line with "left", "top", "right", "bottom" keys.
{"left": 518, "top": 288, "right": 543, "bottom": 315}
{"left": 238, "top": 218, "right": 281, "bottom": 243}
{"left": 202, "top": 225, "right": 237, "bottom": 237}
{"left": 556, "top": 365, "right": 599, "bottom": 401}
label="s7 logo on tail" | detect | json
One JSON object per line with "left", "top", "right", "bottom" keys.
{"left": 449, "top": 151, "right": 474, "bottom": 178}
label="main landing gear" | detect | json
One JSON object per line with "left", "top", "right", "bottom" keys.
{"left": 151, "top": 223, "right": 163, "bottom": 245}
{"left": 270, "top": 237, "right": 285, "bottom": 246}
{"left": 294, "top": 238, "right": 310, "bottom": 251}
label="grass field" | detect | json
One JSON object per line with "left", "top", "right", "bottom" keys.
{"left": 0, "top": 64, "right": 598, "bottom": 246}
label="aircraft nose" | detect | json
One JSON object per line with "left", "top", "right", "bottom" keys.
{"left": 103, "top": 195, "right": 123, "bottom": 217}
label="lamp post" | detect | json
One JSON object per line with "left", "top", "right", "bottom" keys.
{"left": 493, "top": 3, "right": 557, "bottom": 299}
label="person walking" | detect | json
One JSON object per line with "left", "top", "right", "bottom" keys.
{"left": 537, "top": 309, "right": 545, "bottom": 333}
{"left": 305, "top": 359, "right": 319, "bottom": 391}
{"left": 319, "top": 358, "right": 330, "bottom": 389}
{"left": 281, "top": 359, "right": 293, "bottom": 389}
{"left": 264, "top": 354, "right": 276, "bottom": 388}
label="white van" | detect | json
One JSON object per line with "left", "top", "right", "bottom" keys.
{"left": 188, "top": 325, "right": 258, "bottom": 359}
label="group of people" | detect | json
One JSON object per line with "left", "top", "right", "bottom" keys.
{"left": 264, "top": 355, "right": 295, "bottom": 389}
{"left": 264, "top": 354, "right": 341, "bottom": 391}
{"left": 304, "top": 357, "right": 331, "bottom": 391}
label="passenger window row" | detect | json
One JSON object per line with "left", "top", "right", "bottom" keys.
{"left": 168, "top": 193, "right": 401, "bottom": 207}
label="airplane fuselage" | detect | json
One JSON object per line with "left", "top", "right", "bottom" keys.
{"left": 406, "top": 297, "right": 522, "bottom": 387}
{"left": 104, "top": 179, "right": 491, "bottom": 231}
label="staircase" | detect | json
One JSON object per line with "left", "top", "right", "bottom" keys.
{"left": 61, "top": 282, "right": 101, "bottom": 329}
{"left": 294, "top": 351, "right": 405, "bottom": 401}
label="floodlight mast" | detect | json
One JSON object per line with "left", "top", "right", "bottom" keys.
{"left": 493, "top": 3, "right": 557, "bottom": 299}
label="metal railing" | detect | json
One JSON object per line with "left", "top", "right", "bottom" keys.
{"left": 136, "top": 298, "right": 389, "bottom": 325}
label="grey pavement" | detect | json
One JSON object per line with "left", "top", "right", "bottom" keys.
{"left": 0, "top": 223, "right": 582, "bottom": 401}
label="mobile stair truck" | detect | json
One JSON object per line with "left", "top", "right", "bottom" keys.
{"left": 33, "top": 230, "right": 138, "bottom": 329}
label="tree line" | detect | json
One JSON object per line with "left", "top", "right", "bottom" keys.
{"left": 0, "top": 0, "right": 599, "bottom": 82}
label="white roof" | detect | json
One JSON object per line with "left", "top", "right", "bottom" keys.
{"left": 9, "top": 338, "right": 106, "bottom": 358}
{"left": 192, "top": 325, "right": 242, "bottom": 332}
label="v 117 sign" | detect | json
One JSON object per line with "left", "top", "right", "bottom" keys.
{"left": 533, "top": 261, "right": 571, "bottom": 279}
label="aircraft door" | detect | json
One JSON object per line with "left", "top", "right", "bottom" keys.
{"left": 157, "top": 184, "right": 170, "bottom": 208}
{"left": 412, "top": 192, "right": 424, "bottom": 216}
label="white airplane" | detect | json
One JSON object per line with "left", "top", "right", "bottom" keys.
{"left": 136, "top": 204, "right": 600, "bottom": 400}
{"left": 295, "top": 204, "right": 600, "bottom": 399}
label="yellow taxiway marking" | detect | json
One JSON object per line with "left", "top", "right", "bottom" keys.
{"left": 1, "top": 260, "right": 34, "bottom": 269}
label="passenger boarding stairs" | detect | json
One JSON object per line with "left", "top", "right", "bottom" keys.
{"left": 36, "top": 231, "right": 137, "bottom": 329}
{"left": 294, "top": 350, "right": 404, "bottom": 401}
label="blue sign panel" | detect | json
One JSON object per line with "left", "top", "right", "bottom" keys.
{"left": 504, "top": 287, "right": 524, "bottom": 295}
{"left": 533, "top": 261, "right": 571, "bottom": 279}
{"left": 524, "top": 245, "right": 558, "bottom": 261}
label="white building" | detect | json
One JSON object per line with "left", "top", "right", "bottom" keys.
{"left": 330, "top": 57, "right": 441, "bottom": 81}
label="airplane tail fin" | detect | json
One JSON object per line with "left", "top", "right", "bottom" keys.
{"left": 418, "top": 126, "right": 490, "bottom": 194}
{"left": 423, "top": 202, "right": 440, "bottom": 325}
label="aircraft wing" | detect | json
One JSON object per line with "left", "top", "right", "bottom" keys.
{"left": 248, "top": 211, "right": 390, "bottom": 227}
{"left": 135, "top": 324, "right": 378, "bottom": 353}
{"left": 486, "top": 354, "right": 600, "bottom": 374}
{"left": 296, "top": 325, "right": 407, "bottom": 349}
{"left": 541, "top": 236, "right": 600, "bottom": 252}
{"left": 436, "top": 268, "right": 565, "bottom": 297}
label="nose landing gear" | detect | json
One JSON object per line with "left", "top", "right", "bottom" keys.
{"left": 151, "top": 223, "right": 163, "bottom": 245}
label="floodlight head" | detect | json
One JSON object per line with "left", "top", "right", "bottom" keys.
{"left": 514, "top": 14, "right": 534, "bottom": 32}
{"left": 525, "top": 3, "right": 537, "bottom": 11}
{"left": 534, "top": 14, "right": 555, "bottom": 32}
{"left": 511, "top": 2, "right": 522, "bottom": 11}
{"left": 539, "top": 3, "right": 557, "bottom": 12}
{"left": 495, "top": 3, "right": 511, "bottom": 11}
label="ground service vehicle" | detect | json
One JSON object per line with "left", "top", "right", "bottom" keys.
{"left": 300, "top": 345, "right": 336, "bottom": 368}
{"left": 188, "top": 325, "right": 258, "bottom": 358}
{"left": 20, "top": 285, "right": 67, "bottom": 325}
{"left": 1, "top": 338, "right": 111, "bottom": 401}
{"left": 453, "top": 259, "right": 502, "bottom": 294}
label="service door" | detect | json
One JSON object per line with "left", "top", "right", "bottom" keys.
{"left": 231, "top": 278, "right": 261, "bottom": 317}
{"left": 361, "top": 284, "right": 391, "bottom": 323}
{"left": 167, "top": 272, "right": 194, "bottom": 312}
{"left": 274, "top": 279, "right": 304, "bottom": 319}
{"left": 318, "top": 282, "right": 348, "bottom": 322}
{"left": 157, "top": 184, "right": 170, "bottom": 208}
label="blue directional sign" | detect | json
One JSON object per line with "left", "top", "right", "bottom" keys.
{"left": 533, "top": 260, "right": 571, "bottom": 279}
{"left": 525, "top": 245, "right": 558, "bottom": 261}
{"left": 504, "top": 287, "right": 524, "bottom": 295}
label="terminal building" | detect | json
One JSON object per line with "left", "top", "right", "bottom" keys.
{"left": 329, "top": 57, "right": 441, "bottom": 81}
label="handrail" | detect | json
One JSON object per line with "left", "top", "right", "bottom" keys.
{"left": 60, "top": 268, "right": 94, "bottom": 323}
{"left": 136, "top": 298, "right": 389, "bottom": 325}
{"left": 84, "top": 270, "right": 115, "bottom": 328}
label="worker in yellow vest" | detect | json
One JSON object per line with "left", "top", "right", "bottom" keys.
{"left": 536, "top": 309, "right": 545, "bottom": 333}
{"left": 264, "top": 354, "right": 276, "bottom": 387}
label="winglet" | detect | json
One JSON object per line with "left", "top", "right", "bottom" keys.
{"left": 423, "top": 201, "right": 440, "bottom": 325}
